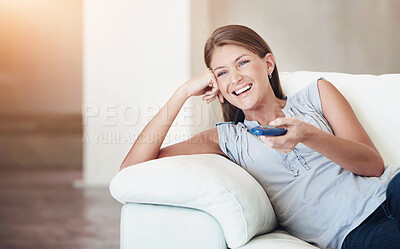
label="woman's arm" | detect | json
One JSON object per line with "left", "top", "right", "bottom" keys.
{"left": 262, "top": 79, "right": 384, "bottom": 177}
{"left": 314, "top": 79, "right": 384, "bottom": 176}
{"left": 120, "top": 69, "right": 220, "bottom": 170}
{"left": 158, "top": 127, "right": 224, "bottom": 158}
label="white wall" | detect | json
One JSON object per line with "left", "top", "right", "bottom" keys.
{"left": 83, "top": 0, "right": 192, "bottom": 186}
{"left": 206, "top": 0, "right": 400, "bottom": 75}
{"left": 0, "top": 0, "right": 82, "bottom": 115}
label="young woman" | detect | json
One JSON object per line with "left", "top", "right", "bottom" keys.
{"left": 120, "top": 25, "right": 400, "bottom": 249}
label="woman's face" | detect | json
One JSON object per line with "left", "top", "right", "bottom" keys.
{"left": 210, "top": 44, "right": 274, "bottom": 111}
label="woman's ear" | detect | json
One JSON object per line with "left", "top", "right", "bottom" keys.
{"left": 218, "top": 92, "right": 224, "bottom": 103}
{"left": 263, "top": 53, "right": 275, "bottom": 76}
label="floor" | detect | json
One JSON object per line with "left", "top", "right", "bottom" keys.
{"left": 0, "top": 170, "right": 121, "bottom": 249}
{"left": 0, "top": 114, "right": 82, "bottom": 170}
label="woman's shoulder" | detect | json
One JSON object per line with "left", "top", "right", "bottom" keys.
{"left": 287, "top": 77, "right": 326, "bottom": 114}
{"left": 291, "top": 77, "right": 324, "bottom": 98}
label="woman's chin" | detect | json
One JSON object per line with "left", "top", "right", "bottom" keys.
{"left": 224, "top": 94, "right": 258, "bottom": 111}
{"left": 233, "top": 101, "right": 257, "bottom": 112}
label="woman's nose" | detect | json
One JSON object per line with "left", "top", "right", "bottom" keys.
{"left": 230, "top": 69, "right": 243, "bottom": 85}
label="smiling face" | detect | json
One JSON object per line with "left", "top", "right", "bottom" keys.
{"left": 210, "top": 44, "right": 275, "bottom": 111}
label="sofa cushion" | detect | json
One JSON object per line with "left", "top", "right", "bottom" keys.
{"left": 110, "top": 154, "right": 278, "bottom": 248}
{"left": 239, "top": 229, "right": 319, "bottom": 249}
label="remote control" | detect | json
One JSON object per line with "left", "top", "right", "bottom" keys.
{"left": 249, "top": 125, "right": 287, "bottom": 136}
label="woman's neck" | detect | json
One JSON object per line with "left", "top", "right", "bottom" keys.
{"left": 243, "top": 96, "right": 287, "bottom": 125}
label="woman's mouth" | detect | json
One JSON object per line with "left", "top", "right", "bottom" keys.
{"left": 232, "top": 83, "right": 253, "bottom": 96}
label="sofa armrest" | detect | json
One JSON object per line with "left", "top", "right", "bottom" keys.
{"left": 110, "top": 154, "right": 277, "bottom": 248}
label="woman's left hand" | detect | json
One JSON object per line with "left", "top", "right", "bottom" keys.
{"left": 259, "top": 118, "right": 312, "bottom": 153}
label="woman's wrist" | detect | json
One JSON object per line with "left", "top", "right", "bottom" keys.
{"left": 300, "top": 122, "right": 317, "bottom": 143}
{"left": 177, "top": 83, "right": 192, "bottom": 100}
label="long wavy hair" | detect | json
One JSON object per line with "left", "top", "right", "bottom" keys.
{"left": 204, "top": 25, "right": 284, "bottom": 123}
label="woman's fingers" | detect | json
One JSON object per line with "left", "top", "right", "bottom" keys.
{"left": 269, "top": 117, "right": 300, "bottom": 128}
{"left": 202, "top": 94, "right": 217, "bottom": 103}
{"left": 259, "top": 133, "right": 295, "bottom": 153}
{"left": 205, "top": 97, "right": 216, "bottom": 104}
{"left": 205, "top": 80, "right": 219, "bottom": 95}
{"left": 184, "top": 68, "right": 218, "bottom": 97}
{"left": 202, "top": 91, "right": 218, "bottom": 103}
{"left": 185, "top": 68, "right": 219, "bottom": 103}
{"left": 202, "top": 81, "right": 220, "bottom": 103}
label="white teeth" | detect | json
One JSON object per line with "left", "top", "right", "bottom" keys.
{"left": 234, "top": 84, "right": 252, "bottom": 95}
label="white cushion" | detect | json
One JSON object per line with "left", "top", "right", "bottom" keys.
{"left": 239, "top": 229, "right": 319, "bottom": 249}
{"left": 280, "top": 71, "right": 400, "bottom": 166}
{"left": 110, "top": 154, "right": 278, "bottom": 248}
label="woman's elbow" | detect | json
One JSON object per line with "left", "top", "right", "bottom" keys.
{"left": 373, "top": 157, "right": 385, "bottom": 177}
{"left": 356, "top": 155, "right": 384, "bottom": 177}
{"left": 119, "top": 158, "right": 140, "bottom": 171}
{"left": 367, "top": 155, "right": 385, "bottom": 177}
{"left": 119, "top": 162, "right": 131, "bottom": 171}
{"left": 119, "top": 151, "right": 161, "bottom": 171}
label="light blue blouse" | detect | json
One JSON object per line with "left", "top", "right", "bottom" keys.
{"left": 215, "top": 79, "right": 400, "bottom": 249}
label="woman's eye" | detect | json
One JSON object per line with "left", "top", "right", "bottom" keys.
{"left": 217, "top": 71, "right": 227, "bottom": 77}
{"left": 239, "top": 60, "right": 249, "bottom": 66}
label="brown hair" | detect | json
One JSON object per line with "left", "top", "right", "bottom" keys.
{"left": 204, "top": 25, "right": 284, "bottom": 123}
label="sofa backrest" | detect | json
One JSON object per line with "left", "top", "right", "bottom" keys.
{"left": 279, "top": 71, "right": 400, "bottom": 166}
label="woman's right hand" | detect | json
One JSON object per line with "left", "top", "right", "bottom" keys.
{"left": 182, "top": 69, "right": 219, "bottom": 104}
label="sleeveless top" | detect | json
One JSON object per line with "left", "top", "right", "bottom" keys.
{"left": 215, "top": 78, "right": 400, "bottom": 249}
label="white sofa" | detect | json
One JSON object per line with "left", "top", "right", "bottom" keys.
{"left": 110, "top": 71, "right": 400, "bottom": 249}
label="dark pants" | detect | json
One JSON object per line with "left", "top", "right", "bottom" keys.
{"left": 341, "top": 172, "right": 400, "bottom": 249}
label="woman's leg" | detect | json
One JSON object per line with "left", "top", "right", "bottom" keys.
{"left": 386, "top": 172, "right": 400, "bottom": 231}
{"left": 342, "top": 173, "right": 400, "bottom": 249}
{"left": 342, "top": 202, "right": 400, "bottom": 249}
